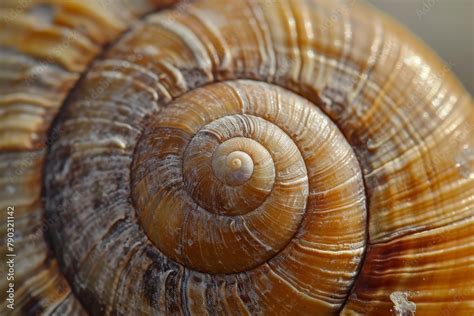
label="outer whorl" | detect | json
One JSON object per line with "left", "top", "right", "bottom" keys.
{"left": 0, "top": 0, "right": 472, "bottom": 315}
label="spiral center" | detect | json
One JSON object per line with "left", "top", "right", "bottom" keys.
{"left": 213, "top": 150, "right": 254, "bottom": 186}
{"left": 185, "top": 134, "right": 276, "bottom": 216}
{"left": 230, "top": 156, "right": 242, "bottom": 170}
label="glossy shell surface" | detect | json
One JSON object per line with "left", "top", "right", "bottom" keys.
{"left": 0, "top": 0, "right": 473, "bottom": 315}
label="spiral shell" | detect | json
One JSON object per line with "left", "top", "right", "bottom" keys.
{"left": 1, "top": 0, "right": 473, "bottom": 315}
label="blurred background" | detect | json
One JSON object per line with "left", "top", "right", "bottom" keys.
{"left": 367, "top": 0, "right": 473, "bottom": 94}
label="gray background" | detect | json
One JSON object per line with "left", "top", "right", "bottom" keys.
{"left": 367, "top": 0, "right": 473, "bottom": 94}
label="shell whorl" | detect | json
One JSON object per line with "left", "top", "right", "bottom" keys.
{"left": 0, "top": 0, "right": 473, "bottom": 315}
{"left": 129, "top": 81, "right": 365, "bottom": 276}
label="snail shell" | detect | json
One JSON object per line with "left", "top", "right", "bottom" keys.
{"left": 0, "top": 0, "right": 473, "bottom": 315}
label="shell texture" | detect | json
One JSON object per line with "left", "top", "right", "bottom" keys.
{"left": 0, "top": 0, "right": 473, "bottom": 315}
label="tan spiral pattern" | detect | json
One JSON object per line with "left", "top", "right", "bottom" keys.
{"left": 0, "top": 0, "right": 472, "bottom": 315}
{"left": 131, "top": 81, "right": 366, "bottom": 276}
{"left": 44, "top": 78, "right": 366, "bottom": 314}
